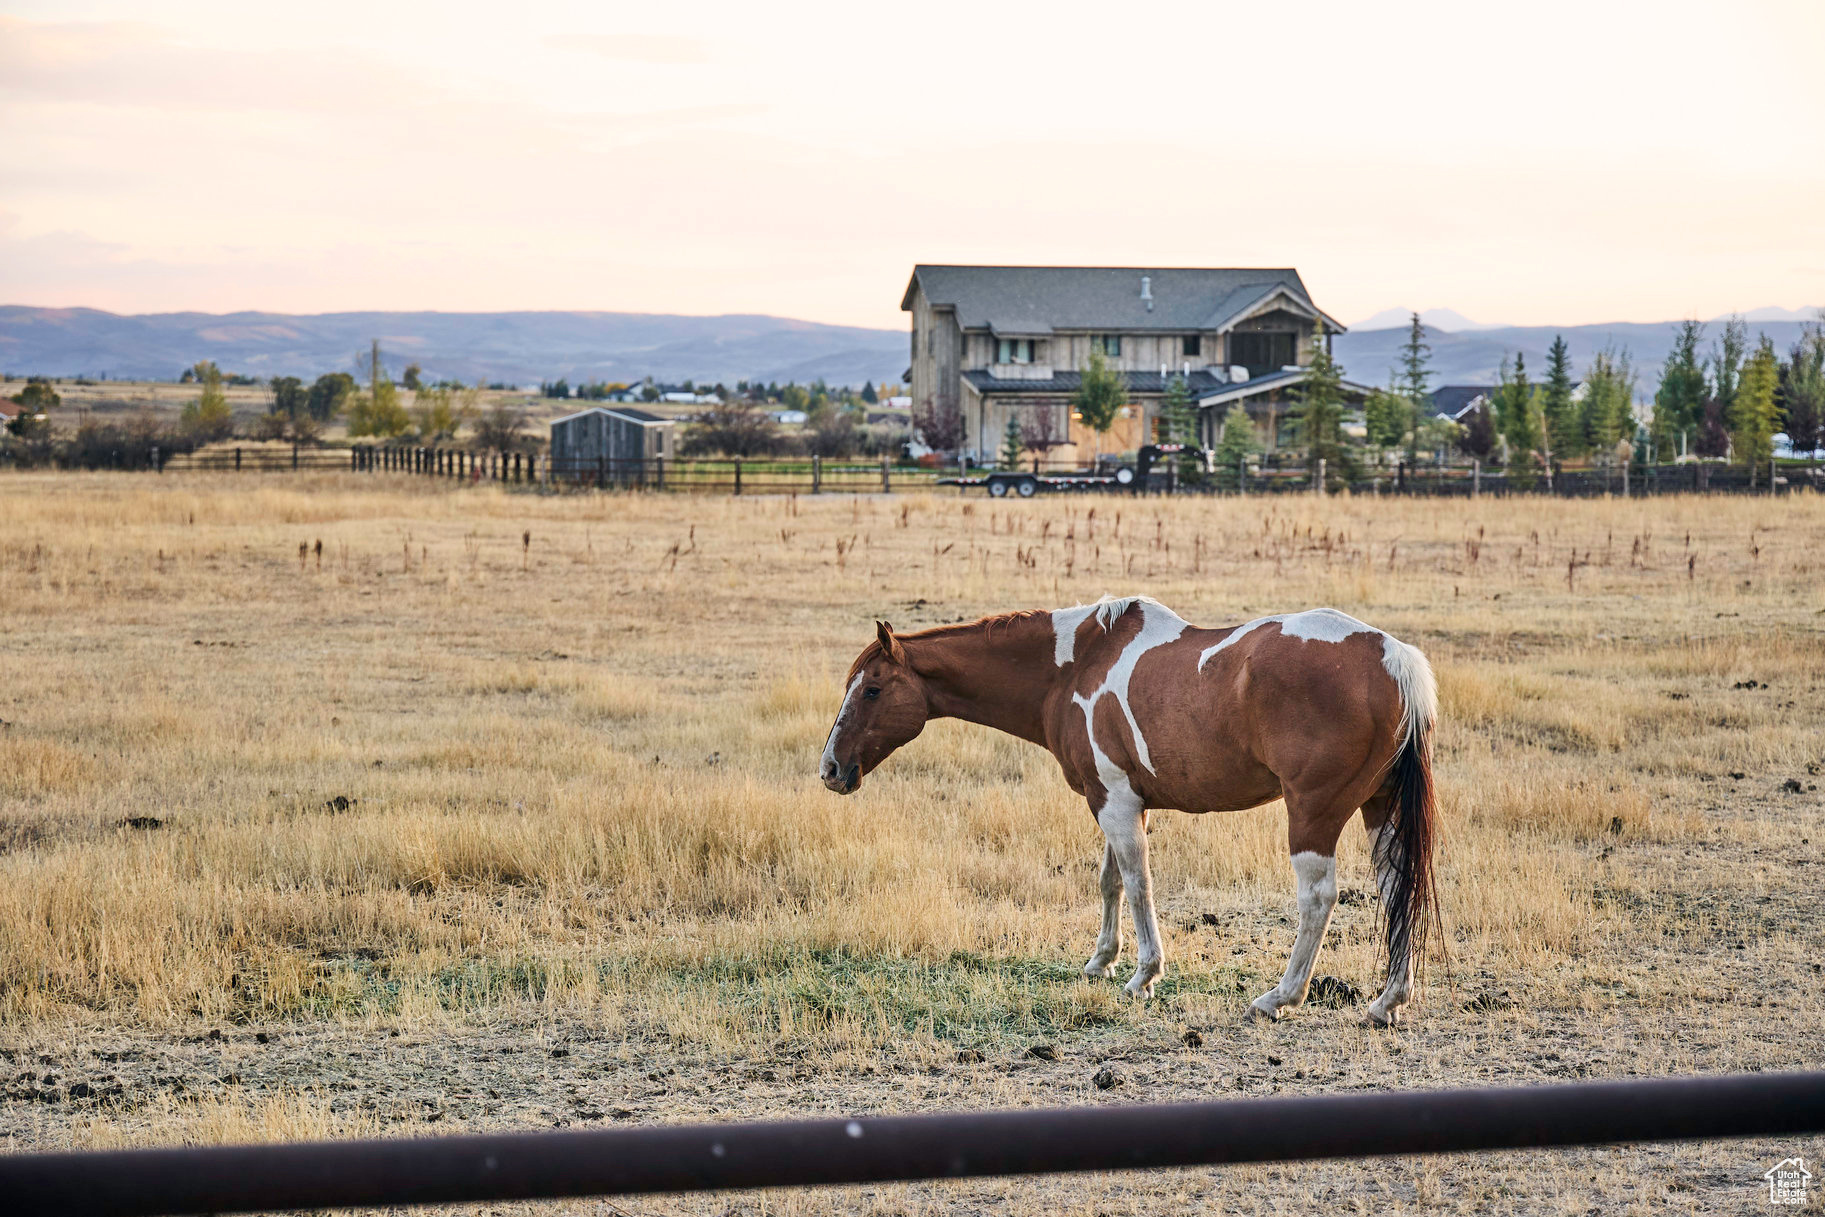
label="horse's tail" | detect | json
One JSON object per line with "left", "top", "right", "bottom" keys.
{"left": 1379, "top": 637, "right": 1442, "bottom": 975}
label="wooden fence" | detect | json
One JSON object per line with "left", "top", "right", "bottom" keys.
{"left": 18, "top": 443, "right": 1821, "bottom": 497}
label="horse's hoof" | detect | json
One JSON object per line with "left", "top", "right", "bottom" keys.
{"left": 1124, "top": 983, "right": 1155, "bottom": 1001}
{"left": 1245, "top": 1001, "right": 1281, "bottom": 1023}
{"left": 1083, "top": 961, "right": 1116, "bottom": 981}
{"left": 1364, "top": 1006, "right": 1400, "bottom": 1029}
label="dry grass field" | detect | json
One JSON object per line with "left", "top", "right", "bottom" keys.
{"left": 1, "top": 473, "right": 1821, "bottom": 1214}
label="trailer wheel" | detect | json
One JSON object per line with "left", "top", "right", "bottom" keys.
{"left": 1113, "top": 465, "right": 1136, "bottom": 486}
{"left": 1015, "top": 475, "right": 1039, "bottom": 498}
{"left": 987, "top": 476, "right": 1011, "bottom": 498}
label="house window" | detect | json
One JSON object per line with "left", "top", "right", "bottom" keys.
{"left": 1183, "top": 334, "right": 1202, "bottom": 358}
{"left": 1230, "top": 331, "right": 1296, "bottom": 372}
{"left": 1095, "top": 335, "right": 1122, "bottom": 357}
{"left": 997, "top": 338, "right": 1034, "bottom": 364}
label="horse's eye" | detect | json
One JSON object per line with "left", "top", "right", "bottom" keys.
{"left": 864, "top": 687, "right": 881, "bottom": 700}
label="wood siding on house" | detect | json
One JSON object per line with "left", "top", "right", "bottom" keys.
{"left": 550, "top": 410, "right": 675, "bottom": 466}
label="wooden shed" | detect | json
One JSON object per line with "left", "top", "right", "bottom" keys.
{"left": 549, "top": 406, "right": 675, "bottom": 481}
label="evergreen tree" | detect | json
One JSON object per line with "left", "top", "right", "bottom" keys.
{"left": 1778, "top": 323, "right": 1825, "bottom": 459}
{"left": 1493, "top": 354, "right": 1543, "bottom": 485}
{"left": 1710, "top": 316, "right": 1747, "bottom": 423}
{"left": 1540, "top": 335, "right": 1581, "bottom": 459}
{"left": 1652, "top": 320, "right": 1707, "bottom": 458}
{"left": 401, "top": 364, "right": 424, "bottom": 391}
{"left": 1071, "top": 346, "right": 1126, "bottom": 454}
{"left": 999, "top": 414, "right": 1026, "bottom": 469}
{"left": 1730, "top": 337, "right": 1780, "bottom": 479}
{"left": 1579, "top": 348, "right": 1636, "bottom": 453}
{"left": 1212, "top": 404, "right": 1260, "bottom": 488}
{"left": 1294, "top": 328, "right": 1354, "bottom": 482}
{"left": 1398, "top": 312, "right": 1432, "bottom": 458}
{"left": 1158, "top": 375, "right": 1196, "bottom": 445}
{"left": 860, "top": 380, "right": 878, "bottom": 404}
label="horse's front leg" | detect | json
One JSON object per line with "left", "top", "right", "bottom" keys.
{"left": 1097, "top": 786, "right": 1163, "bottom": 999}
{"left": 1083, "top": 840, "right": 1123, "bottom": 979}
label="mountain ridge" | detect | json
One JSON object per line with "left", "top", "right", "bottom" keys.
{"left": 0, "top": 306, "right": 911, "bottom": 388}
{"left": 3, "top": 304, "right": 1819, "bottom": 392}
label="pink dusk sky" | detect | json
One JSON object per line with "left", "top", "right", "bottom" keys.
{"left": 2, "top": 0, "right": 1821, "bottom": 330}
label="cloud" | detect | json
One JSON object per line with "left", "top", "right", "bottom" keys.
{"left": 552, "top": 33, "right": 713, "bottom": 65}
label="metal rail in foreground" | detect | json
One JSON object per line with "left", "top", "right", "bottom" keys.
{"left": 4, "top": 1072, "right": 1821, "bottom": 1216}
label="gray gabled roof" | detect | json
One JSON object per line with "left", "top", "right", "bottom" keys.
{"left": 903, "top": 266, "right": 1345, "bottom": 334}
{"left": 549, "top": 405, "right": 674, "bottom": 426}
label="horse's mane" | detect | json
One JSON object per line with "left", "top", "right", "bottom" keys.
{"left": 849, "top": 596, "right": 1165, "bottom": 678}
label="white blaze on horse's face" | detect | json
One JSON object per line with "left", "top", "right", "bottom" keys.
{"left": 820, "top": 622, "right": 929, "bottom": 795}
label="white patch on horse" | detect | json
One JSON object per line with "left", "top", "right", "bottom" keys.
{"left": 1050, "top": 594, "right": 1157, "bottom": 667}
{"left": 1069, "top": 598, "right": 1187, "bottom": 776}
{"left": 1250, "top": 851, "right": 1338, "bottom": 1019}
{"left": 1198, "top": 607, "right": 1378, "bottom": 670}
{"left": 819, "top": 673, "right": 865, "bottom": 773}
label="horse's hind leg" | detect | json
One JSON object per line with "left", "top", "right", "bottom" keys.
{"left": 1361, "top": 793, "right": 1413, "bottom": 1026}
{"left": 1083, "top": 840, "right": 1124, "bottom": 980}
{"left": 1096, "top": 783, "right": 1163, "bottom": 999}
{"left": 1247, "top": 792, "right": 1348, "bottom": 1022}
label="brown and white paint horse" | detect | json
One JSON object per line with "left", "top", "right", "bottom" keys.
{"left": 820, "top": 596, "right": 1440, "bottom": 1025}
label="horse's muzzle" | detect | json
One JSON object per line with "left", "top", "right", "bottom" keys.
{"left": 821, "top": 760, "right": 861, "bottom": 794}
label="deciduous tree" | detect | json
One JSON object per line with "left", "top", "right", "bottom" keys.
{"left": 179, "top": 361, "right": 234, "bottom": 442}
{"left": 1072, "top": 346, "right": 1126, "bottom": 455}
{"left": 1730, "top": 337, "right": 1780, "bottom": 481}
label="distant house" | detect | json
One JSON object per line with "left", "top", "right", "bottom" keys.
{"left": 771, "top": 409, "right": 809, "bottom": 425}
{"left": 1431, "top": 386, "right": 1498, "bottom": 423}
{"left": 1431, "top": 382, "right": 1584, "bottom": 424}
{"left": 549, "top": 406, "right": 676, "bottom": 478}
{"left": 902, "top": 264, "right": 1371, "bottom": 462}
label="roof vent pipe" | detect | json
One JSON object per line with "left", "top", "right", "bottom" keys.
{"left": 1140, "top": 275, "right": 1152, "bottom": 311}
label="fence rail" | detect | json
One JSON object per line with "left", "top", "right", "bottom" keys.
{"left": 2, "top": 1070, "right": 1820, "bottom": 1216}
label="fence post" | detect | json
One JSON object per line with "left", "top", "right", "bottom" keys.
{"left": 1396, "top": 459, "right": 1405, "bottom": 493}
{"left": 235, "top": 447, "right": 242, "bottom": 472}
{"left": 654, "top": 455, "right": 665, "bottom": 490}
{"left": 734, "top": 458, "right": 742, "bottom": 496}
{"left": 1772, "top": 456, "right": 1778, "bottom": 494}
{"left": 882, "top": 454, "right": 891, "bottom": 494}
{"left": 1314, "top": 457, "right": 1325, "bottom": 495}
{"left": 293, "top": 443, "right": 300, "bottom": 471}
{"left": 1237, "top": 455, "right": 1246, "bottom": 495}
{"left": 812, "top": 454, "right": 821, "bottom": 494}
{"left": 596, "top": 455, "right": 605, "bottom": 489}
{"left": 151, "top": 445, "right": 160, "bottom": 473}
{"left": 1472, "top": 459, "right": 1480, "bottom": 498}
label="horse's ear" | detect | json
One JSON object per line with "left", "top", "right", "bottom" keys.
{"left": 875, "top": 620, "right": 906, "bottom": 665}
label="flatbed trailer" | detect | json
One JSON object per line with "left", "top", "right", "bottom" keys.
{"left": 938, "top": 469, "right": 1132, "bottom": 497}
{"left": 937, "top": 444, "right": 1209, "bottom": 497}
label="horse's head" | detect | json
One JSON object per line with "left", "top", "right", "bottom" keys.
{"left": 820, "top": 621, "right": 928, "bottom": 794}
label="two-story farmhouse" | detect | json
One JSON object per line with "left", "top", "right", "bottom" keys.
{"left": 902, "top": 265, "right": 1370, "bottom": 463}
